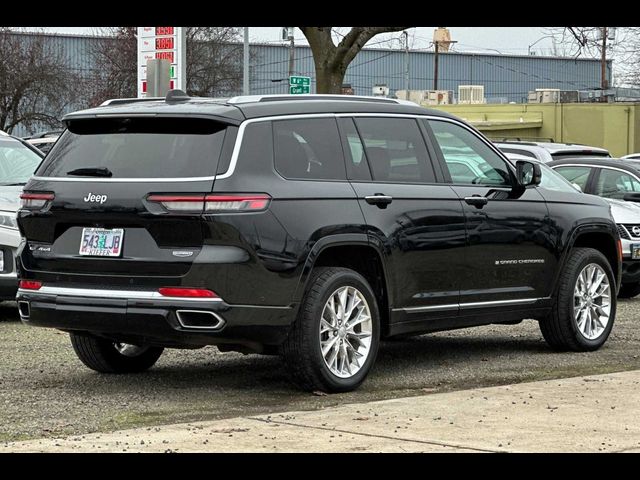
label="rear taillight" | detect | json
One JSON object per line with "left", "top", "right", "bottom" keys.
{"left": 19, "top": 280, "right": 42, "bottom": 290}
{"left": 20, "top": 192, "right": 55, "bottom": 210}
{"left": 158, "top": 287, "right": 219, "bottom": 298}
{"left": 147, "top": 193, "right": 271, "bottom": 213}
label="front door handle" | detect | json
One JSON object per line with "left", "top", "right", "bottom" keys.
{"left": 464, "top": 195, "right": 488, "bottom": 208}
{"left": 365, "top": 194, "right": 393, "bottom": 209}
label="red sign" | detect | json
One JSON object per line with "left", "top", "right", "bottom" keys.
{"left": 155, "top": 51, "right": 174, "bottom": 62}
{"left": 155, "top": 27, "right": 174, "bottom": 36}
{"left": 155, "top": 37, "right": 174, "bottom": 50}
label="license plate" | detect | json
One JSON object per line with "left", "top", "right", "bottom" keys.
{"left": 79, "top": 228, "right": 124, "bottom": 257}
{"left": 632, "top": 244, "right": 640, "bottom": 260}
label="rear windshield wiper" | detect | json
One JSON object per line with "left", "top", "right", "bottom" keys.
{"left": 66, "top": 167, "right": 113, "bottom": 177}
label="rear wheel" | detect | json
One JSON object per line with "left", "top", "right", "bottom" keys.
{"left": 70, "top": 332, "right": 164, "bottom": 373}
{"left": 618, "top": 282, "right": 640, "bottom": 299}
{"left": 282, "top": 267, "right": 380, "bottom": 393}
{"left": 539, "top": 248, "right": 615, "bottom": 351}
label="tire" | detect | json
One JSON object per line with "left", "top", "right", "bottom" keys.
{"left": 70, "top": 332, "right": 164, "bottom": 373}
{"left": 282, "top": 267, "right": 380, "bottom": 393}
{"left": 618, "top": 282, "right": 640, "bottom": 299}
{"left": 539, "top": 247, "right": 616, "bottom": 352}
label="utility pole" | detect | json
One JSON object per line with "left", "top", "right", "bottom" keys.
{"left": 601, "top": 26, "right": 608, "bottom": 101}
{"left": 403, "top": 30, "right": 409, "bottom": 100}
{"left": 434, "top": 41, "right": 439, "bottom": 91}
{"left": 243, "top": 27, "right": 249, "bottom": 95}
{"left": 288, "top": 28, "right": 295, "bottom": 93}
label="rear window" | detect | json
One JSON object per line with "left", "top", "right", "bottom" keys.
{"left": 551, "top": 152, "right": 610, "bottom": 160}
{"left": 37, "top": 118, "right": 227, "bottom": 179}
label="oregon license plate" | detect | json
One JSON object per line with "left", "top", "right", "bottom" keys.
{"left": 79, "top": 228, "right": 124, "bottom": 257}
{"left": 632, "top": 244, "right": 640, "bottom": 260}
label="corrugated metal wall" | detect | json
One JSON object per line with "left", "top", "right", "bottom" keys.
{"left": 250, "top": 44, "right": 609, "bottom": 103}
{"left": 7, "top": 33, "right": 609, "bottom": 137}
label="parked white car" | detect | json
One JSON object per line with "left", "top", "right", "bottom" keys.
{"left": 0, "top": 135, "right": 44, "bottom": 299}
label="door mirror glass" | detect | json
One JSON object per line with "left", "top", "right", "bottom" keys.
{"left": 516, "top": 160, "right": 541, "bottom": 187}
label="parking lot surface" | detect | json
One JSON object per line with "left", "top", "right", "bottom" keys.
{"left": 2, "top": 299, "right": 640, "bottom": 442}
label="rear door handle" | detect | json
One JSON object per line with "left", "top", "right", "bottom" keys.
{"left": 365, "top": 194, "right": 393, "bottom": 209}
{"left": 464, "top": 195, "right": 488, "bottom": 208}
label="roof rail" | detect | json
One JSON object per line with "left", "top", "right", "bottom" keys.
{"left": 226, "top": 94, "right": 417, "bottom": 106}
{"left": 100, "top": 97, "right": 163, "bottom": 106}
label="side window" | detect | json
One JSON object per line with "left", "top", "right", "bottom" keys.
{"left": 594, "top": 168, "right": 640, "bottom": 199}
{"left": 553, "top": 166, "right": 592, "bottom": 191}
{"left": 273, "top": 118, "right": 346, "bottom": 180}
{"left": 353, "top": 118, "right": 435, "bottom": 183}
{"left": 427, "top": 120, "right": 511, "bottom": 186}
{"left": 338, "top": 117, "right": 371, "bottom": 181}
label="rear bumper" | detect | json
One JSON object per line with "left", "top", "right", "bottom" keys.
{"left": 16, "top": 286, "right": 295, "bottom": 349}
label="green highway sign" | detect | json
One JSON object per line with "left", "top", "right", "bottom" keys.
{"left": 290, "top": 85, "right": 310, "bottom": 95}
{"left": 290, "top": 76, "right": 310, "bottom": 86}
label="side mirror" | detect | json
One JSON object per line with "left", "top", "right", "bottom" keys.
{"left": 516, "top": 160, "right": 541, "bottom": 187}
{"left": 572, "top": 183, "right": 583, "bottom": 192}
{"left": 623, "top": 192, "right": 640, "bottom": 202}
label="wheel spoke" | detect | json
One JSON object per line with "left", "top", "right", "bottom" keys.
{"left": 320, "top": 318, "right": 334, "bottom": 334}
{"left": 322, "top": 335, "right": 339, "bottom": 357}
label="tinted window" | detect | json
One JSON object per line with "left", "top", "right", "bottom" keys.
{"left": 553, "top": 166, "right": 592, "bottom": 191}
{"left": 354, "top": 118, "right": 434, "bottom": 183}
{"left": 429, "top": 120, "right": 511, "bottom": 186}
{"left": 273, "top": 118, "right": 345, "bottom": 180}
{"left": 338, "top": 118, "right": 371, "bottom": 181}
{"left": 594, "top": 168, "right": 640, "bottom": 199}
{"left": 0, "top": 138, "right": 43, "bottom": 184}
{"left": 38, "top": 118, "right": 227, "bottom": 178}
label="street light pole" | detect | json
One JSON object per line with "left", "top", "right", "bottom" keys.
{"left": 434, "top": 41, "right": 439, "bottom": 91}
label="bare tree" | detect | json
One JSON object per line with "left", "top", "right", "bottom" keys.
{"left": 87, "top": 27, "right": 244, "bottom": 106}
{"left": 544, "top": 27, "right": 640, "bottom": 87}
{"left": 0, "top": 28, "right": 81, "bottom": 134}
{"left": 186, "top": 27, "right": 243, "bottom": 97}
{"left": 84, "top": 27, "right": 137, "bottom": 107}
{"left": 299, "top": 27, "right": 410, "bottom": 94}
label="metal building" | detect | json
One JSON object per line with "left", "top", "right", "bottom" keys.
{"left": 5, "top": 32, "right": 610, "bottom": 136}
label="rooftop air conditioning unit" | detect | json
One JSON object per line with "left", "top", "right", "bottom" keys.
{"left": 528, "top": 88, "right": 561, "bottom": 103}
{"left": 457, "top": 85, "right": 485, "bottom": 104}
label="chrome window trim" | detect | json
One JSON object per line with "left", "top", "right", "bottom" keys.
{"left": 31, "top": 112, "right": 501, "bottom": 183}
{"left": 17, "top": 286, "right": 223, "bottom": 302}
{"left": 394, "top": 297, "right": 547, "bottom": 313}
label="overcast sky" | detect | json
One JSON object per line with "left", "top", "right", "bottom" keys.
{"left": 34, "top": 26, "right": 560, "bottom": 56}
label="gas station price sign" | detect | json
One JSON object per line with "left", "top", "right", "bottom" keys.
{"left": 137, "top": 27, "right": 186, "bottom": 97}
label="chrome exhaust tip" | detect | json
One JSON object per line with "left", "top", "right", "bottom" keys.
{"left": 18, "top": 301, "right": 30, "bottom": 319}
{"left": 176, "top": 310, "right": 225, "bottom": 330}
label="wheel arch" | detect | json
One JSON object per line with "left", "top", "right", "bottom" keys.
{"left": 293, "top": 234, "right": 392, "bottom": 336}
{"left": 561, "top": 223, "right": 621, "bottom": 292}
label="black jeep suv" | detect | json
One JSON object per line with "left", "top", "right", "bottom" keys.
{"left": 16, "top": 92, "right": 621, "bottom": 392}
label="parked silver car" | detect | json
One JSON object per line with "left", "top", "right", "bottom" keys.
{"left": 495, "top": 140, "right": 610, "bottom": 163}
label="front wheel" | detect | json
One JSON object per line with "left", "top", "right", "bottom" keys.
{"left": 282, "top": 267, "right": 380, "bottom": 393}
{"left": 539, "top": 247, "right": 616, "bottom": 351}
{"left": 70, "top": 332, "right": 164, "bottom": 373}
